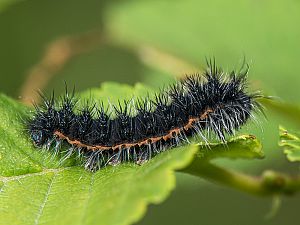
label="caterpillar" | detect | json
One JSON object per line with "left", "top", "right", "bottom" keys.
{"left": 27, "top": 60, "right": 262, "bottom": 171}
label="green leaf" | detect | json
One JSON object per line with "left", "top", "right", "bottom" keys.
{"left": 195, "top": 134, "right": 264, "bottom": 161}
{"left": 0, "top": 94, "right": 44, "bottom": 176}
{"left": 0, "top": 83, "right": 197, "bottom": 225}
{"left": 279, "top": 126, "right": 300, "bottom": 162}
{"left": 0, "top": 148, "right": 197, "bottom": 225}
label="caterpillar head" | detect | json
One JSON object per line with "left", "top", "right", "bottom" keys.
{"left": 30, "top": 129, "right": 47, "bottom": 147}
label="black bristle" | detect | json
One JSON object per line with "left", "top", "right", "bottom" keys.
{"left": 27, "top": 61, "right": 263, "bottom": 171}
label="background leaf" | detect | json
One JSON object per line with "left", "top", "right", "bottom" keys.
{"left": 260, "top": 99, "right": 300, "bottom": 125}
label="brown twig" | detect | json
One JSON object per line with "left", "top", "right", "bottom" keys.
{"left": 137, "top": 45, "right": 198, "bottom": 77}
{"left": 20, "top": 30, "right": 105, "bottom": 105}
{"left": 20, "top": 29, "right": 198, "bottom": 105}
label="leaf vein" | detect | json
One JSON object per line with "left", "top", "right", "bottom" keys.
{"left": 34, "top": 172, "right": 58, "bottom": 225}
{"left": 78, "top": 173, "right": 95, "bottom": 225}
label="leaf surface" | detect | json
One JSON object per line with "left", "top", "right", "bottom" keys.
{"left": 0, "top": 82, "right": 265, "bottom": 225}
{"left": 0, "top": 83, "right": 197, "bottom": 225}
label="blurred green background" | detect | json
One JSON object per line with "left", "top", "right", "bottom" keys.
{"left": 0, "top": 0, "right": 300, "bottom": 224}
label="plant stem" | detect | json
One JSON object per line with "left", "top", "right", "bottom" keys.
{"left": 181, "top": 158, "right": 300, "bottom": 196}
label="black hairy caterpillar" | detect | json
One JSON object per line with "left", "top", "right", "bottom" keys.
{"left": 27, "top": 60, "right": 262, "bottom": 171}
